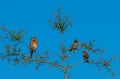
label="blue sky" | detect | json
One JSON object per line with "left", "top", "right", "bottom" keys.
{"left": 0, "top": 0, "right": 120, "bottom": 79}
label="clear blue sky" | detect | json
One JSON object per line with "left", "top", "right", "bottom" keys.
{"left": 0, "top": 0, "right": 120, "bottom": 79}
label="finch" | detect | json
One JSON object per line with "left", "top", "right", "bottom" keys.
{"left": 83, "top": 51, "right": 89, "bottom": 63}
{"left": 30, "top": 37, "right": 38, "bottom": 58}
{"left": 69, "top": 39, "right": 78, "bottom": 51}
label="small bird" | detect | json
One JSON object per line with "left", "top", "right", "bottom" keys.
{"left": 30, "top": 37, "right": 38, "bottom": 58}
{"left": 83, "top": 51, "right": 89, "bottom": 63}
{"left": 69, "top": 39, "right": 78, "bottom": 51}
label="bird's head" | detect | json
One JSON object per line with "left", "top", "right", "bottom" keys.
{"left": 31, "top": 37, "right": 37, "bottom": 41}
{"left": 74, "top": 39, "right": 78, "bottom": 43}
{"left": 83, "top": 51, "right": 88, "bottom": 55}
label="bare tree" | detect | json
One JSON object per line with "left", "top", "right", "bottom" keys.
{"left": 0, "top": 7, "right": 118, "bottom": 79}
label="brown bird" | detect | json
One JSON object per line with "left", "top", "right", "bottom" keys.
{"left": 83, "top": 51, "right": 89, "bottom": 63}
{"left": 69, "top": 39, "right": 78, "bottom": 51}
{"left": 30, "top": 37, "right": 38, "bottom": 58}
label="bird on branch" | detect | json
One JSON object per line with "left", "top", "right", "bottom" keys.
{"left": 29, "top": 37, "right": 38, "bottom": 58}
{"left": 83, "top": 51, "right": 89, "bottom": 63}
{"left": 69, "top": 39, "right": 78, "bottom": 51}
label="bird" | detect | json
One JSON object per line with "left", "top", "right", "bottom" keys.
{"left": 83, "top": 51, "right": 89, "bottom": 63}
{"left": 29, "top": 37, "right": 38, "bottom": 58}
{"left": 69, "top": 39, "right": 78, "bottom": 51}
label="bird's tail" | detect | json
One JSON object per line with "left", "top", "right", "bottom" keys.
{"left": 69, "top": 48, "right": 72, "bottom": 51}
{"left": 30, "top": 50, "right": 33, "bottom": 58}
{"left": 86, "top": 60, "right": 89, "bottom": 63}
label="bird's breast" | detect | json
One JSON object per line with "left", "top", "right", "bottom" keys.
{"left": 31, "top": 43, "right": 37, "bottom": 50}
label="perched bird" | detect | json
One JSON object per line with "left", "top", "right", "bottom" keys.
{"left": 30, "top": 37, "right": 38, "bottom": 58}
{"left": 83, "top": 51, "right": 89, "bottom": 63}
{"left": 69, "top": 39, "right": 78, "bottom": 51}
